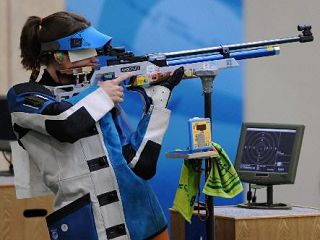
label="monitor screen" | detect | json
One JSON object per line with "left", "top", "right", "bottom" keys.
{"left": 0, "top": 96, "right": 16, "bottom": 151}
{"left": 235, "top": 122, "right": 305, "bottom": 185}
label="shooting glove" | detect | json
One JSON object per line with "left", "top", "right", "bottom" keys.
{"left": 160, "top": 66, "right": 184, "bottom": 91}
{"left": 144, "top": 67, "right": 184, "bottom": 108}
{"left": 128, "top": 67, "right": 184, "bottom": 111}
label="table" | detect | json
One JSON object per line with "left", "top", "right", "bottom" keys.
{"left": 170, "top": 205, "right": 320, "bottom": 240}
{"left": 0, "top": 184, "right": 53, "bottom": 240}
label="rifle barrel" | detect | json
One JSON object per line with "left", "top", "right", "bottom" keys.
{"left": 166, "top": 46, "right": 280, "bottom": 66}
{"left": 163, "top": 36, "right": 299, "bottom": 59}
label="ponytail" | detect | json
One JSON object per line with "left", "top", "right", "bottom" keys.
{"left": 20, "top": 16, "right": 42, "bottom": 72}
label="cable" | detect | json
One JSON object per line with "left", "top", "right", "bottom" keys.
{"left": 252, "top": 188, "right": 257, "bottom": 203}
{"left": 2, "top": 151, "right": 11, "bottom": 164}
{"left": 247, "top": 183, "right": 253, "bottom": 204}
{"left": 2, "top": 151, "right": 13, "bottom": 175}
{"left": 250, "top": 184, "right": 266, "bottom": 203}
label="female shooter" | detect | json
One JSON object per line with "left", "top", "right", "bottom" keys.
{"left": 7, "top": 11, "right": 183, "bottom": 240}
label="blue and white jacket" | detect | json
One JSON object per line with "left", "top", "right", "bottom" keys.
{"left": 7, "top": 70, "right": 171, "bottom": 240}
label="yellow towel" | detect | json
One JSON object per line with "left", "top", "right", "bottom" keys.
{"left": 172, "top": 159, "right": 201, "bottom": 223}
{"left": 173, "top": 142, "right": 243, "bottom": 222}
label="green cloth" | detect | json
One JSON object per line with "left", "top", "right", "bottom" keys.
{"left": 173, "top": 143, "right": 243, "bottom": 223}
{"left": 203, "top": 143, "right": 243, "bottom": 198}
{"left": 172, "top": 159, "right": 201, "bottom": 223}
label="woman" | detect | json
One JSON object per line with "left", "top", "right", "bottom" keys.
{"left": 7, "top": 11, "right": 183, "bottom": 240}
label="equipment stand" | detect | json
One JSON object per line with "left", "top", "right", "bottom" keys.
{"left": 196, "top": 70, "right": 218, "bottom": 240}
{"left": 166, "top": 61, "right": 237, "bottom": 239}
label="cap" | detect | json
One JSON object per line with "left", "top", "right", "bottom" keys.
{"left": 41, "top": 26, "right": 112, "bottom": 52}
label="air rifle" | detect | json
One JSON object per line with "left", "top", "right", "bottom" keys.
{"left": 50, "top": 25, "right": 313, "bottom": 100}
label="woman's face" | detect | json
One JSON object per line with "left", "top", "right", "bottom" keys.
{"left": 51, "top": 52, "right": 99, "bottom": 84}
{"left": 58, "top": 53, "right": 99, "bottom": 71}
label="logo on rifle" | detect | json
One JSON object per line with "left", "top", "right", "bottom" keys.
{"left": 121, "top": 65, "right": 141, "bottom": 72}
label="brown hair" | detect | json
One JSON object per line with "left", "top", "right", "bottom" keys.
{"left": 20, "top": 11, "right": 91, "bottom": 72}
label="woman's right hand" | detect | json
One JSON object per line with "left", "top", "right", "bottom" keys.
{"left": 97, "top": 73, "right": 133, "bottom": 103}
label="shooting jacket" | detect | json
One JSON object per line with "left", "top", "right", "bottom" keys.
{"left": 7, "top": 71, "right": 170, "bottom": 240}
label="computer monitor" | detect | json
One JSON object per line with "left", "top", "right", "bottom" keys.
{"left": 234, "top": 122, "right": 305, "bottom": 209}
{"left": 0, "top": 96, "right": 16, "bottom": 152}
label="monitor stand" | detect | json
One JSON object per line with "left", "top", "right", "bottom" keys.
{"left": 237, "top": 185, "right": 292, "bottom": 210}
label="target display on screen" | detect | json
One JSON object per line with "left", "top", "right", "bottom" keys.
{"left": 235, "top": 122, "right": 305, "bottom": 185}
{"left": 239, "top": 128, "right": 296, "bottom": 173}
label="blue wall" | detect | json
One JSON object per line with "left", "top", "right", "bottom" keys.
{"left": 66, "top": 0, "right": 243, "bottom": 223}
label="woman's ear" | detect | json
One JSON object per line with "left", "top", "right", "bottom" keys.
{"left": 53, "top": 52, "right": 65, "bottom": 64}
